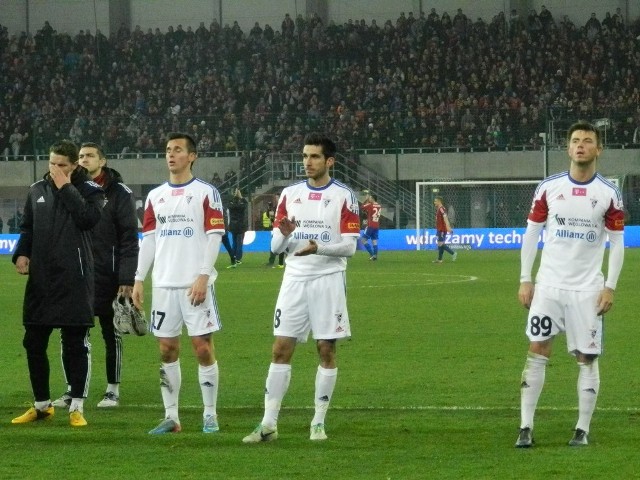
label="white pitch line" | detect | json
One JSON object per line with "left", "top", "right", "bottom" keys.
{"left": 350, "top": 274, "right": 478, "bottom": 288}
{"left": 109, "top": 403, "right": 640, "bottom": 413}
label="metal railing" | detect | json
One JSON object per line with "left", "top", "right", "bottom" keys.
{"left": 212, "top": 152, "right": 416, "bottom": 228}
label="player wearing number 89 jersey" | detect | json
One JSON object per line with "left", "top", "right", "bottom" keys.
{"left": 515, "top": 121, "right": 624, "bottom": 448}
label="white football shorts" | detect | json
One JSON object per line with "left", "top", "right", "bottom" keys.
{"left": 273, "top": 271, "right": 351, "bottom": 343}
{"left": 150, "top": 286, "right": 221, "bottom": 338}
{"left": 526, "top": 284, "right": 602, "bottom": 355}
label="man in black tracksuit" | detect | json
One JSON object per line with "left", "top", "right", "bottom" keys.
{"left": 52, "top": 142, "right": 139, "bottom": 408}
{"left": 12, "top": 139, "right": 104, "bottom": 427}
{"left": 227, "top": 188, "right": 248, "bottom": 266}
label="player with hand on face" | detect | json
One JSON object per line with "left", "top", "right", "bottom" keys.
{"left": 12, "top": 140, "right": 104, "bottom": 428}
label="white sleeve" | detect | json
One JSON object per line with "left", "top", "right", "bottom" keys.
{"left": 605, "top": 232, "right": 624, "bottom": 290}
{"left": 271, "top": 228, "right": 292, "bottom": 254}
{"left": 135, "top": 233, "right": 156, "bottom": 281}
{"left": 316, "top": 236, "right": 357, "bottom": 258}
{"left": 520, "top": 222, "right": 544, "bottom": 283}
{"left": 200, "top": 232, "right": 222, "bottom": 276}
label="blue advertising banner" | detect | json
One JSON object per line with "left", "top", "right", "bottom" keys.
{"left": 1, "top": 226, "right": 639, "bottom": 255}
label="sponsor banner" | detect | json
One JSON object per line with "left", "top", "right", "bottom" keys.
{"left": 2, "top": 226, "right": 639, "bottom": 255}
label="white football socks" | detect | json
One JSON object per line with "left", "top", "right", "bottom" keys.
{"left": 262, "top": 363, "right": 291, "bottom": 428}
{"left": 311, "top": 366, "right": 337, "bottom": 426}
{"left": 576, "top": 359, "right": 600, "bottom": 433}
{"left": 199, "top": 362, "right": 219, "bottom": 417}
{"left": 520, "top": 352, "right": 548, "bottom": 429}
{"left": 160, "top": 359, "right": 181, "bottom": 422}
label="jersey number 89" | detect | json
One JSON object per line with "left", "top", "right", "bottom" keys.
{"left": 529, "top": 315, "right": 552, "bottom": 337}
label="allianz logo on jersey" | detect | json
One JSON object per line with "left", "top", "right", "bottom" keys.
{"left": 160, "top": 226, "right": 195, "bottom": 238}
{"left": 293, "top": 231, "right": 331, "bottom": 242}
{"left": 555, "top": 229, "right": 597, "bottom": 242}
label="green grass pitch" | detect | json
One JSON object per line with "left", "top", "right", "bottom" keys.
{"left": 1, "top": 249, "right": 640, "bottom": 479}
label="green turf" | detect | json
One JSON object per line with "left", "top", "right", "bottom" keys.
{"left": 1, "top": 248, "right": 639, "bottom": 479}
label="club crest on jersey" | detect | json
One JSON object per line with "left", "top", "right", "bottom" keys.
{"left": 172, "top": 188, "right": 184, "bottom": 196}
{"left": 323, "top": 199, "right": 331, "bottom": 207}
{"left": 572, "top": 187, "right": 586, "bottom": 196}
{"left": 309, "top": 192, "right": 322, "bottom": 201}
{"left": 186, "top": 195, "right": 193, "bottom": 204}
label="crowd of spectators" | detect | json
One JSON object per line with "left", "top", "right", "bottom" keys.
{"left": 1, "top": 6, "right": 640, "bottom": 161}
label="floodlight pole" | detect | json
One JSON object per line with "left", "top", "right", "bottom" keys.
{"left": 539, "top": 132, "right": 548, "bottom": 178}
{"left": 394, "top": 126, "right": 400, "bottom": 229}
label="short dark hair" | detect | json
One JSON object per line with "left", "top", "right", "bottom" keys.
{"left": 167, "top": 132, "right": 197, "bottom": 153}
{"left": 567, "top": 121, "right": 602, "bottom": 147}
{"left": 49, "top": 139, "right": 79, "bottom": 163}
{"left": 304, "top": 133, "right": 336, "bottom": 159}
{"left": 80, "top": 142, "right": 106, "bottom": 159}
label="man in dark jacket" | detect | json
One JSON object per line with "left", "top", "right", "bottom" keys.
{"left": 226, "top": 188, "right": 248, "bottom": 267}
{"left": 12, "top": 139, "right": 104, "bottom": 427}
{"left": 52, "top": 142, "right": 139, "bottom": 409}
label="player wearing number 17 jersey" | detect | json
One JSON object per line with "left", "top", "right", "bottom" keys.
{"left": 243, "top": 133, "right": 360, "bottom": 444}
{"left": 133, "top": 133, "right": 225, "bottom": 435}
{"left": 515, "top": 121, "right": 624, "bottom": 449}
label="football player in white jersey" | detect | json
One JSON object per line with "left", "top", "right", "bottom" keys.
{"left": 515, "top": 121, "right": 625, "bottom": 448}
{"left": 243, "top": 133, "right": 361, "bottom": 443}
{"left": 132, "top": 133, "right": 225, "bottom": 435}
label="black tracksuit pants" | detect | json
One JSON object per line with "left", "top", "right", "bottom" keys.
{"left": 23, "top": 324, "right": 91, "bottom": 401}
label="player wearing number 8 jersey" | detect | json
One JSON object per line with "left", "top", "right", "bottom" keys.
{"left": 133, "top": 133, "right": 225, "bottom": 435}
{"left": 515, "top": 121, "right": 625, "bottom": 448}
{"left": 243, "top": 133, "right": 360, "bottom": 444}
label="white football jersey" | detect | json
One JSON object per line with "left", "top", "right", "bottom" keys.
{"left": 274, "top": 179, "right": 360, "bottom": 277}
{"left": 141, "top": 178, "right": 224, "bottom": 287}
{"left": 528, "top": 172, "right": 624, "bottom": 290}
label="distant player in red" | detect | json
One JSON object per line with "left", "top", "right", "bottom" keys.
{"left": 360, "top": 192, "right": 382, "bottom": 260}
{"left": 433, "top": 196, "right": 456, "bottom": 263}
